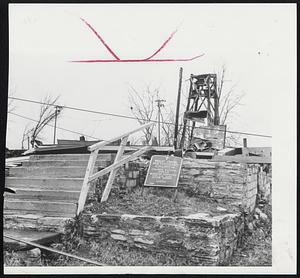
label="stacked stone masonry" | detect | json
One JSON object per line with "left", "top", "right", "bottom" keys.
{"left": 118, "top": 158, "right": 262, "bottom": 214}
{"left": 83, "top": 157, "right": 272, "bottom": 265}
{"left": 82, "top": 212, "right": 244, "bottom": 265}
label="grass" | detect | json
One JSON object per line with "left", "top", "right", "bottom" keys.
{"left": 42, "top": 238, "right": 191, "bottom": 266}
{"left": 3, "top": 251, "right": 26, "bottom": 266}
{"left": 84, "top": 186, "right": 239, "bottom": 217}
{"left": 229, "top": 202, "right": 272, "bottom": 266}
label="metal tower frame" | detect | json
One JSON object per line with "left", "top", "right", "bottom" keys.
{"left": 180, "top": 73, "right": 220, "bottom": 148}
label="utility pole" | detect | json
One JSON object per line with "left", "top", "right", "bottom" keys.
{"left": 179, "top": 74, "right": 193, "bottom": 149}
{"left": 155, "top": 98, "right": 166, "bottom": 146}
{"left": 53, "top": 106, "right": 62, "bottom": 144}
{"left": 174, "top": 67, "right": 183, "bottom": 149}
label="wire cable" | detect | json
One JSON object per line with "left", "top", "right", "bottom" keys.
{"left": 8, "top": 111, "right": 142, "bottom": 151}
{"left": 8, "top": 96, "right": 272, "bottom": 138}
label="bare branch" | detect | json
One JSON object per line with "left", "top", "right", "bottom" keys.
{"left": 28, "top": 94, "right": 63, "bottom": 147}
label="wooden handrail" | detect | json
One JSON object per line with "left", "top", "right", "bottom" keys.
{"left": 88, "top": 122, "right": 154, "bottom": 152}
{"left": 76, "top": 122, "right": 155, "bottom": 215}
{"left": 89, "top": 146, "right": 151, "bottom": 182}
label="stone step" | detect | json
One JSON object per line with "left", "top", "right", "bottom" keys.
{"left": 4, "top": 229, "right": 61, "bottom": 251}
{"left": 5, "top": 177, "right": 84, "bottom": 191}
{"left": 4, "top": 189, "right": 81, "bottom": 202}
{"left": 4, "top": 200, "right": 77, "bottom": 217}
{"left": 29, "top": 153, "right": 115, "bottom": 161}
{"left": 8, "top": 166, "right": 99, "bottom": 178}
{"left": 22, "top": 159, "right": 111, "bottom": 168}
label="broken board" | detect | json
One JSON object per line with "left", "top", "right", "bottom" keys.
{"left": 3, "top": 229, "right": 61, "bottom": 251}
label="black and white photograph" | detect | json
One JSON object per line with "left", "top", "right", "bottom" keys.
{"left": 2, "top": 3, "right": 296, "bottom": 275}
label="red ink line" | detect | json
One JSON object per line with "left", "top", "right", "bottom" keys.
{"left": 69, "top": 54, "right": 204, "bottom": 63}
{"left": 144, "top": 29, "right": 178, "bottom": 60}
{"left": 80, "top": 17, "right": 120, "bottom": 60}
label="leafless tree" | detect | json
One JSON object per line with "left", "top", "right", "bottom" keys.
{"left": 216, "top": 65, "right": 245, "bottom": 146}
{"left": 160, "top": 105, "right": 187, "bottom": 147}
{"left": 128, "top": 85, "right": 157, "bottom": 145}
{"left": 24, "top": 94, "right": 63, "bottom": 148}
{"left": 128, "top": 65, "right": 244, "bottom": 148}
{"left": 217, "top": 65, "right": 244, "bottom": 125}
{"left": 21, "top": 124, "right": 31, "bottom": 149}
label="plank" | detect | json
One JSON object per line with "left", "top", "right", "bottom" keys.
{"left": 89, "top": 145, "right": 152, "bottom": 182}
{"left": 76, "top": 150, "right": 99, "bottom": 215}
{"left": 211, "top": 155, "right": 271, "bottom": 164}
{"left": 101, "top": 135, "right": 128, "bottom": 202}
{"left": 4, "top": 189, "right": 80, "bottom": 202}
{"left": 5, "top": 156, "right": 30, "bottom": 165}
{"left": 3, "top": 229, "right": 61, "bottom": 251}
{"left": 30, "top": 153, "right": 115, "bottom": 161}
{"left": 4, "top": 200, "right": 77, "bottom": 216}
{"left": 3, "top": 233, "right": 106, "bottom": 266}
{"left": 98, "top": 145, "right": 173, "bottom": 152}
{"left": 22, "top": 159, "right": 110, "bottom": 168}
{"left": 8, "top": 166, "right": 96, "bottom": 178}
{"left": 3, "top": 210, "right": 75, "bottom": 219}
{"left": 89, "top": 122, "right": 154, "bottom": 151}
{"left": 5, "top": 177, "right": 84, "bottom": 191}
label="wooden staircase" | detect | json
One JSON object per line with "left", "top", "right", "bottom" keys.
{"left": 4, "top": 153, "right": 115, "bottom": 233}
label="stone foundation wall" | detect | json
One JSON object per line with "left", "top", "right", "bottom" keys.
{"left": 257, "top": 166, "right": 272, "bottom": 201}
{"left": 178, "top": 159, "right": 258, "bottom": 213}
{"left": 83, "top": 156, "right": 272, "bottom": 266}
{"left": 98, "top": 158, "right": 269, "bottom": 214}
{"left": 82, "top": 212, "right": 244, "bottom": 265}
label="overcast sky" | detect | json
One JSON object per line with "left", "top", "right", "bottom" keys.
{"left": 6, "top": 4, "right": 296, "bottom": 149}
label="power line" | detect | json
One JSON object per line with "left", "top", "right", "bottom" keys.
{"left": 8, "top": 112, "right": 141, "bottom": 151}
{"left": 9, "top": 111, "right": 100, "bottom": 140}
{"left": 8, "top": 96, "right": 272, "bottom": 138}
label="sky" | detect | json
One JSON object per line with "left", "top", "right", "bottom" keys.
{"left": 6, "top": 3, "right": 296, "bottom": 149}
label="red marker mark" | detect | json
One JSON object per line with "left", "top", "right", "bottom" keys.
{"left": 80, "top": 17, "right": 120, "bottom": 60}
{"left": 144, "top": 29, "right": 178, "bottom": 60}
{"left": 73, "top": 18, "right": 204, "bottom": 63}
{"left": 70, "top": 54, "right": 204, "bottom": 63}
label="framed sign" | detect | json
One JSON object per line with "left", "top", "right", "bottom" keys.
{"left": 144, "top": 155, "right": 183, "bottom": 188}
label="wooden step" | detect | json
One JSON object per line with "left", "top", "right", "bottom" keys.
{"left": 4, "top": 214, "right": 71, "bottom": 233}
{"left": 22, "top": 159, "right": 111, "bottom": 168}
{"left": 5, "top": 177, "right": 84, "bottom": 191}
{"left": 4, "top": 229, "right": 61, "bottom": 251}
{"left": 30, "top": 153, "right": 115, "bottom": 161}
{"left": 4, "top": 200, "right": 77, "bottom": 217}
{"left": 4, "top": 189, "right": 80, "bottom": 202}
{"left": 8, "top": 166, "right": 99, "bottom": 178}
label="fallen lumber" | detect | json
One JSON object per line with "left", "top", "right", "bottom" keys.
{"left": 4, "top": 234, "right": 106, "bottom": 266}
{"left": 211, "top": 155, "right": 271, "bottom": 164}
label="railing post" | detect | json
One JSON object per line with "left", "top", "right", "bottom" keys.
{"left": 76, "top": 149, "right": 98, "bottom": 215}
{"left": 101, "top": 135, "right": 128, "bottom": 202}
{"left": 77, "top": 123, "right": 155, "bottom": 214}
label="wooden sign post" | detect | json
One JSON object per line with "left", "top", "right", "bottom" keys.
{"left": 143, "top": 155, "right": 183, "bottom": 200}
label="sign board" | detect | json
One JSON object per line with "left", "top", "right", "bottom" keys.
{"left": 144, "top": 155, "right": 183, "bottom": 188}
{"left": 193, "top": 125, "right": 226, "bottom": 150}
